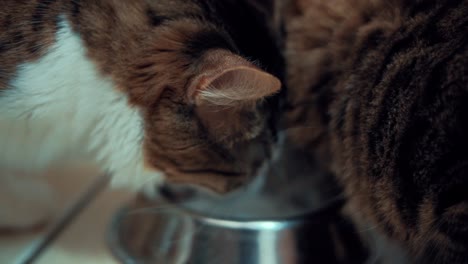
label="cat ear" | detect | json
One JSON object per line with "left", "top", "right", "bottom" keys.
{"left": 188, "top": 50, "right": 281, "bottom": 106}
{"left": 188, "top": 50, "right": 281, "bottom": 143}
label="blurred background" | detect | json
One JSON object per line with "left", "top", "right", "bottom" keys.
{"left": 0, "top": 164, "right": 131, "bottom": 264}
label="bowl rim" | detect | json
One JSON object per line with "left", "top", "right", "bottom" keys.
{"left": 171, "top": 195, "right": 346, "bottom": 224}
{"left": 106, "top": 195, "right": 346, "bottom": 263}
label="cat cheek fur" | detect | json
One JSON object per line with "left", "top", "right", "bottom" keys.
{"left": 139, "top": 49, "right": 280, "bottom": 193}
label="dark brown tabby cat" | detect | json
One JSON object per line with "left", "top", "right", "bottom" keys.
{"left": 280, "top": 0, "right": 468, "bottom": 262}
{"left": 0, "top": 0, "right": 282, "bottom": 229}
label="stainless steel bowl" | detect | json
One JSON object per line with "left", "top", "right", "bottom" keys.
{"left": 107, "top": 137, "right": 369, "bottom": 264}
{"left": 108, "top": 196, "right": 363, "bottom": 264}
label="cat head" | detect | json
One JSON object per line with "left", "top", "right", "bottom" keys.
{"left": 123, "top": 19, "right": 281, "bottom": 193}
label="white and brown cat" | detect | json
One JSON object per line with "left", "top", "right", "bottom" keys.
{"left": 0, "top": 0, "right": 281, "bottom": 229}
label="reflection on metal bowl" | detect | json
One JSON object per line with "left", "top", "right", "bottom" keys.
{"left": 107, "top": 194, "right": 368, "bottom": 264}
{"left": 107, "top": 136, "right": 369, "bottom": 264}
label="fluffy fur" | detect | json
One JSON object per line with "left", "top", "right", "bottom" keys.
{"left": 0, "top": 0, "right": 282, "bottom": 228}
{"left": 280, "top": 0, "right": 468, "bottom": 262}
{"left": 0, "top": 18, "right": 153, "bottom": 189}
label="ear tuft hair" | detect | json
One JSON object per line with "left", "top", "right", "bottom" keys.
{"left": 188, "top": 50, "right": 281, "bottom": 106}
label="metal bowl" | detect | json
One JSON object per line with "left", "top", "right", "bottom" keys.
{"left": 107, "top": 193, "right": 371, "bottom": 264}
{"left": 107, "top": 137, "right": 369, "bottom": 264}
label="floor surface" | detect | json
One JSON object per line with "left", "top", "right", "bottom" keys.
{"left": 0, "top": 165, "right": 133, "bottom": 264}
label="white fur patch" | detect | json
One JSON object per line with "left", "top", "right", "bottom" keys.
{"left": 0, "top": 18, "right": 164, "bottom": 191}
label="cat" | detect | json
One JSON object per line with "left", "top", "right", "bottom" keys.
{"left": 277, "top": 0, "right": 468, "bottom": 263}
{"left": 0, "top": 0, "right": 282, "bottom": 229}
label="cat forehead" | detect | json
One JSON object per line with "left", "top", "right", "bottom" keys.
{"left": 142, "top": 1, "right": 239, "bottom": 57}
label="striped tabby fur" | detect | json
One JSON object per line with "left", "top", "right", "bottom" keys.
{"left": 282, "top": 0, "right": 468, "bottom": 262}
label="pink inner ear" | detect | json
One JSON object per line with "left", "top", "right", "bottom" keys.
{"left": 199, "top": 66, "right": 281, "bottom": 105}
{"left": 188, "top": 50, "right": 281, "bottom": 106}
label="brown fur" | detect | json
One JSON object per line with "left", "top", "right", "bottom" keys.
{"left": 0, "top": 0, "right": 282, "bottom": 193}
{"left": 281, "top": 0, "right": 468, "bottom": 262}
{"left": 0, "top": 0, "right": 64, "bottom": 89}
